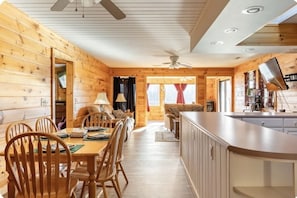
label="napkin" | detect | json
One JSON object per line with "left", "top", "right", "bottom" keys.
{"left": 84, "top": 126, "right": 107, "bottom": 132}
{"left": 84, "top": 134, "right": 110, "bottom": 140}
{"left": 56, "top": 131, "right": 69, "bottom": 138}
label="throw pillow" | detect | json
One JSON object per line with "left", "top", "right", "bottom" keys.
{"left": 112, "top": 109, "right": 126, "bottom": 119}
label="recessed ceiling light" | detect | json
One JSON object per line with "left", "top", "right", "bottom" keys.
{"left": 210, "top": 41, "right": 224, "bottom": 45}
{"left": 224, "top": 27, "right": 238, "bottom": 33}
{"left": 242, "top": 6, "right": 264, "bottom": 14}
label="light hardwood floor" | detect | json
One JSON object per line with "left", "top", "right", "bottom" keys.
{"left": 77, "top": 121, "right": 195, "bottom": 198}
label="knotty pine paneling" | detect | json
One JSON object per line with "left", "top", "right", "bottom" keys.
{"left": 0, "top": 2, "right": 112, "bottom": 188}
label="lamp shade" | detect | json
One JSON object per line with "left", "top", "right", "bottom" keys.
{"left": 94, "top": 92, "right": 110, "bottom": 105}
{"left": 115, "top": 93, "right": 126, "bottom": 102}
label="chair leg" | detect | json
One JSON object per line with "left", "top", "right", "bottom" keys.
{"left": 118, "top": 163, "right": 128, "bottom": 184}
{"left": 111, "top": 178, "right": 122, "bottom": 198}
{"left": 102, "top": 183, "right": 108, "bottom": 198}
{"left": 80, "top": 181, "right": 87, "bottom": 198}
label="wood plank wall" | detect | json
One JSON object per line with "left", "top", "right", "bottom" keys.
{"left": 110, "top": 68, "right": 234, "bottom": 125}
{"left": 0, "top": 2, "right": 111, "bottom": 190}
{"left": 234, "top": 53, "right": 297, "bottom": 112}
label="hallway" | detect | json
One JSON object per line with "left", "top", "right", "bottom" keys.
{"left": 80, "top": 121, "right": 196, "bottom": 198}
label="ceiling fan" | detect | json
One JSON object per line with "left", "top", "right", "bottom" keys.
{"left": 51, "top": 0, "right": 126, "bottom": 20}
{"left": 157, "top": 56, "right": 192, "bottom": 69}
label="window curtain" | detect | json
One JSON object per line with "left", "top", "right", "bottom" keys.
{"left": 113, "top": 77, "right": 121, "bottom": 110}
{"left": 147, "top": 83, "right": 150, "bottom": 112}
{"left": 174, "top": 83, "right": 187, "bottom": 104}
{"left": 127, "top": 77, "right": 135, "bottom": 112}
{"left": 113, "top": 77, "right": 136, "bottom": 113}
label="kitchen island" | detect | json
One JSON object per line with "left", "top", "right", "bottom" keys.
{"left": 180, "top": 112, "right": 297, "bottom": 198}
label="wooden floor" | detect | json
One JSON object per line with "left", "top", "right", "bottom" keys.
{"left": 77, "top": 121, "right": 196, "bottom": 198}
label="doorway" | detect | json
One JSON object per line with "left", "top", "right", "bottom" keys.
{"left": 51, "top": 49, "right": 74, "bottom": 128}
{"left": 206, "top": 76, "right": 232, "bottom": 112}
{"left": 218, "top": 79, "right": 232, "bottom": 112}
{"left": 146, "top": 76, "right": 196, "bottom": 120}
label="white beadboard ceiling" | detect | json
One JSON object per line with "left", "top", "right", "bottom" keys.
{"left": 5, "top": 0, "right": 297, "bottom": 68}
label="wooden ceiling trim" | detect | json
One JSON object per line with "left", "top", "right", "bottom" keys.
{"left": 239, "top": 24, "right": 297, "bottom": 46}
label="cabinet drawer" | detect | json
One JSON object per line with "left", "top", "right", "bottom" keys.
{"left": 283, "top": 118, "right": 297, "bottom": 128}
{"left": 242, "top": 118, "right": 283, "bottom": 128}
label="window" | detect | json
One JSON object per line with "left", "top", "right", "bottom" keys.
{"left": 147, "top": 84, "right": 160, "bottom": 106}
{"left": 183, "top": 84, "right": 196, "bottom": 104}
{"left": 164, "top": 84, "right": 177, "bottom": 103}
{"left": 164, "top": 84, "right": 196, "bottom": 104}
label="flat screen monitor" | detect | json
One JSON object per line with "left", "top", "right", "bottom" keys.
{"left": 258, "top": 57, "right": 288, "bottom": 91}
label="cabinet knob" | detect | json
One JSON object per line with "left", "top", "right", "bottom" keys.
{"left": 261, "top": 121, "right": 265, "bottom": 126}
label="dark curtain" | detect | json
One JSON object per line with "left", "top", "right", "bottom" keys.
{"left": 113, "top": 77, "right": 121, "bottom": 110}
{"left": 127, "top": 77, "right": 135, "bottom": 112}
{"left": 113, "top": 77, "right": 135, "bottom": 113}
{"left": 174, "top": 83, "right": 187, "bottom": 104}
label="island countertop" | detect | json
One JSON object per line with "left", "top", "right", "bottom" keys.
{"left": 225, "top": 111, "right": 297, "bottom": 118}
{"left": 181, "top": 112, "right": 297, "bottom": 160}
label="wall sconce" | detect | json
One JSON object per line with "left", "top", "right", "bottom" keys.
{"left": 94, "top": 92, "right": 110, "bottom": 112}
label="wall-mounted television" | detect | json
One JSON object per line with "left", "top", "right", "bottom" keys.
{"left": 58, "top": 71, "right": 66, "bottom": 89}
{"left": 258, "top": 57, "right": 289, "bottom": 91}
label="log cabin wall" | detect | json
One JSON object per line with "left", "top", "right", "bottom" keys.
{"left": 0, "top": 2, "right": 111, "bottom": 188}
{"left": 234, "top": 53, "right": 297, "bottom": 112}
{"left": 110, "top": 68, "right": 234, "bottom": 126}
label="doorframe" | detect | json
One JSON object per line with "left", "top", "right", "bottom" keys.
{"left": 51, "top": 48, "right": 74, "bottom": 128}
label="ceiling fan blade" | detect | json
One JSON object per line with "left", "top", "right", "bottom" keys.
{"left": 178, "top": 62, "right": 192, "bottom": 68}
{"left": 51, "top": 0, "right": 72, "bottom": 11}
{"left": 100, "top": 0, "right": 126, "bottom": 20}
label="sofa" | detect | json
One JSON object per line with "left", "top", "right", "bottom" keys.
{"left": 164, "top": 103, "right": 204, "bottom": 131}
{"left": 87, "top": 105, "right": 135, "bottom": 140}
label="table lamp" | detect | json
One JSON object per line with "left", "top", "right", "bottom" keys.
{"left": 115, "top": 93, "right": 126, "bottom": 111}
{"left": 94, "top": 92, "right": 110, "bottom": 112}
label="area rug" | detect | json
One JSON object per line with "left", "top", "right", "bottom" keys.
{"left": 155, "top": 131, "right": 179, "bottom": 142}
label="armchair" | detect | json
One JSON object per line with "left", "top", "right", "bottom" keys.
{"left": 164, "top": 104, "right": 204, "bottom": 131}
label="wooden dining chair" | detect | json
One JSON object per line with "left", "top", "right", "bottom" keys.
{"left": 81, "top": 112, "right": 113, "bottom": 128}
{"left": 72, "top": 120, "right": 124, "bottom": 198}
{"left": 5, "top": 122, "right": 33, "bottom": 144}
{"left": 115, "top": 117, "right": 129, "bottom": 190}
{"left": 35, "top": 116, "right": 58, "bottom": 133}
{"left": 4, "top": 132, "right": 78, "bottom": 198}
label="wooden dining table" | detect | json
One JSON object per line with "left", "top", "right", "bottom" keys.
{"left": 58, "top": 127, "right": 111, "bottom": 198}
{"left": 1, "top": 127, "right": 111, "bottom": 198}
